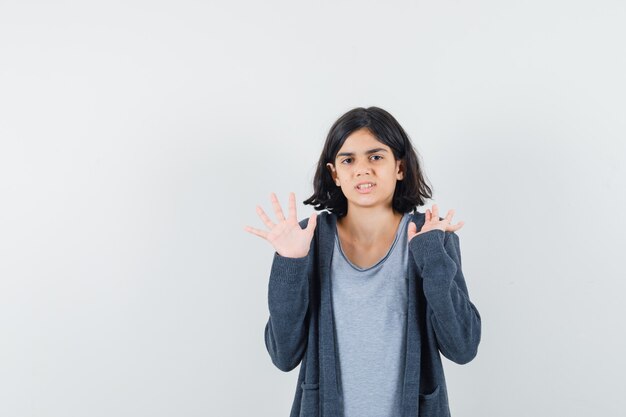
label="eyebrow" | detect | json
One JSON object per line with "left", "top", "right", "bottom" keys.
{"left": 336, "top": 148, "right": 388, "bottom": 157}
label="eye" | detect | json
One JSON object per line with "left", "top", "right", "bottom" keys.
{"left": 371, "top": 155, "right": 383, "bottom": 161}
{"left": 341, "top": 158, "right": 352, "bottom": 164}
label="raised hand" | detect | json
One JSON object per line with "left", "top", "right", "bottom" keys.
{"left": 408, "top": 204, "right": 464, "bottom": 243}
{"left": 244, "top": 192, "right": 318, "bottom": 258}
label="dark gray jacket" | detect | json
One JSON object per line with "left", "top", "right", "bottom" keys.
{"left": 264, "top": 210, "right": 482, "bottom": 417}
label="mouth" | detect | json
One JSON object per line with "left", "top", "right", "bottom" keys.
{"left": 355, "top": 182, "right": 376, "bottom": 193}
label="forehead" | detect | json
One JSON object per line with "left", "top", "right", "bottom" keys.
{"left": 338, "top": 129, "right": 389, "bottom": 152}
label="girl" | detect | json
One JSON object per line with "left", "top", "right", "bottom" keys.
{"left": 244, "top": 106, "right": 481, "bottom": 417}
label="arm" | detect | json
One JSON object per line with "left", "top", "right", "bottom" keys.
{"left": 263, "top": 218, "right": 311, "bottom": 372}
{"left": 409, "top": 229, "right": 482, "bottom": 364}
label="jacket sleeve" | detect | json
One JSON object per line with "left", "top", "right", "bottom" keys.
{"left": 263, "top": 218, "right": 311, "bottom": 372}
{"left": 409, "top": 229, "right": 482, "bottom": 364}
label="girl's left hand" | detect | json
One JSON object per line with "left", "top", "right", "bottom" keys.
{"left": 408, "top": 204, "right": 464, "bottom": 243}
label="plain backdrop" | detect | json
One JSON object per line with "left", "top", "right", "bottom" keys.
{"left": 1, "top": 1, "right": 625, "bottom": 416}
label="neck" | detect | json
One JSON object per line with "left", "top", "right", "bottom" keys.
{"left": 337, "top": 205, "right": 404, "bottom": 246}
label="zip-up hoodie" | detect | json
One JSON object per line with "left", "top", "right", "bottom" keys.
{"left": 264, "top": 210, "right": 482, "bottom": 417}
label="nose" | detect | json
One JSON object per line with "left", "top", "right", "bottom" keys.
{"left": 355, "top": 160, "right": 371, "bottom": 176}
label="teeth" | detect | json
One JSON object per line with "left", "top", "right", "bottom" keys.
{"left": 357, "top": 183, "right": 374, "bottom": 189}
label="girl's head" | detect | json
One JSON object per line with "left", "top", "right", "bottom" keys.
{"left": 303, "top": 106, "right": 432, "bottom": 218}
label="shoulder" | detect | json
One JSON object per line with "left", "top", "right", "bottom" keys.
{"left": 409, "top": 210, "right": 424, "bottom": 225}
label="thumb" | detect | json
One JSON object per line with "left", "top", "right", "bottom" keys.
{"left": 306, "top": 212, "right": 318, "bottom": 234}
{"left": 408, "top": 221, "right": 416, "bottom": 235}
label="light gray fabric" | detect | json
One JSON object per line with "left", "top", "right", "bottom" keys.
{"left": 264, "top": 210, "right": 482, "bottom": 417}
{"left": 330, "top": 213, "right": 411, "bottom": 417}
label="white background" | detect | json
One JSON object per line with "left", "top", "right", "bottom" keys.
{"left": 1, "top": 1, "right": 625, "bottom": 416}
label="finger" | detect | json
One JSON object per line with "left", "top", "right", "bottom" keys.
{"left": 451, "top": 220, "right": 464, "bottom": 231}
{"left": 426, "top": 209, "right": 431, "bottom": 222}
{"left": 432, "top": 204, "right": 439, "bottom": 219}
{"left": 288, "top": 192, "right": 297, "bottom": 221}
{"left": 446, "top": 220, "right": 464, "bottom": 232}
{"left": 445, "top": 209, "right": 455, "bottom": 224}
{"left": 271, "top": 192, "right": 286, "bottom": 222}
{"left": 256, "top": 205, "right": 276, "bottom": 229}
{"left": 244, "top": 225, "right": 269, "bottom": 240}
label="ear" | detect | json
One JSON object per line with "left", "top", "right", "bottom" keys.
{"left": 326, "top": 162, "right": 340, "bottom": 186}
{"left": 396, "top": 159, "right": 404, "bottom": 180}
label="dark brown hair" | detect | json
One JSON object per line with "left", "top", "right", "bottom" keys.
{"left": 303, "top": 106, "right": 433, "bottom": 218}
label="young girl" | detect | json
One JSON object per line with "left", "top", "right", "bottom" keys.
{"left": 244, "top": 107, "right": 481, "bottom": 417}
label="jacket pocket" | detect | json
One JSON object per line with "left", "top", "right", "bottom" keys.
{"left": 418, "top": 384, "right": 441, "bottom": 417}
{"left": 299, "top": 382, "right": 319, "bottom": 417}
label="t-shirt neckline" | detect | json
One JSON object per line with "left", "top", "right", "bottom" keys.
{"left": 334, "top": 213, "right": 410, "bottom": 272}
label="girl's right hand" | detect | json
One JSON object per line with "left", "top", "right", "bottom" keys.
{"left": 244, "top": 192, "right": 318, "bottom": 258}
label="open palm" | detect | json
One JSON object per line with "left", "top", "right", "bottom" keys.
{"left": 244, "top": 192, "right": 317, "bottom": 258}
{"left": 408, "top": 204, "right": 464, "bottom": 243}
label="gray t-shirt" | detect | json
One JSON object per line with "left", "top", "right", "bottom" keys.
{"left": 330, "top": 213, "right": 411, "bottom": 417}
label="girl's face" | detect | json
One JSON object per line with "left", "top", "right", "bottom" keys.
{"left": 326, "top": 128, "right": 404, "bottom": 212}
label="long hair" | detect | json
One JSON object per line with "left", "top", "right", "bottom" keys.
{"left": 303, "top": 106, "right": 433, "bottom": 218}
